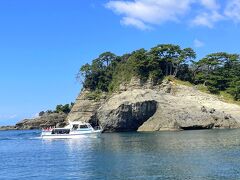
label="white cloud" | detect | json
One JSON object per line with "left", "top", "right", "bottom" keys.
{"left": 121, "top": 17, "right": 152, "bottom": 30}
{"left": 225, "top": 0, "right": 240, "bottom": 22}
{"left": 106, "top": 0, "right": 193, "bottom": 29}
{"left": 192, "top": 0, "right": 222, "bottom": 28}
{"left": 0, "top": 114, "right": 17, "bottom": 120}
{"left": 191, "top": 11, "right": 224, "bottom": 28}
{"left": 200, "top": 0, "right": 220, "bottom": 10}
{"left": 106, "top": 0, "right": 240, "bottom": 30}
{"left": 194, "top": 39, "right": 205, "bottom": 48}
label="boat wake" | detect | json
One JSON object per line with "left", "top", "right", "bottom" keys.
{"left": 0, "top": 130, "right": 41, "bottom": 141}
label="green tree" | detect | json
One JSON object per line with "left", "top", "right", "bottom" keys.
{"left": 227, "top": 80, "right": 240, "bottom": 100}
{"left": 76, "top": 44, "right": 240, "bottom": 102}
{"left": 174, "top": 48, "right": 196, "bottom": 77}
{"left": 98, "top": 52, "right": 116, "bottom": 67}
{"left": 39, "top": 111, "right": 45, "bottom": 116}
{"left": 194, "top": 52, "right": 240, "bottom": 94}
{"left": 55, "top": 104, "right": 72, "bottom": 114}
{"left": 149, "top": 44, "right": 195, "bottom": 77}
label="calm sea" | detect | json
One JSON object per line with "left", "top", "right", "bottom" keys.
{"left": 0, "top": 129, "right": 240, "bottom": 180}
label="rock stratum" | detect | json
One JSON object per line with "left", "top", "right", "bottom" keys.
{"left": 2, "top": 78, "right": 240, "bottom": 131}
{"left": 67, "top": 78, "right": 240, "bottom": 132}
{"left": 0, "top": 113, "right": 68, "bottom": 130}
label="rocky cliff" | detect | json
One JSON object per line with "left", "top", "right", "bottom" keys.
{"left": 67, "top": 78, "right": 240, "bottom": 132}
{"left": 16, "top": 112, "right": 68, "bottom": 130}
{"left": 98, "top": 97, "right": 157, "bottom": 132}
{"left": 0, "top": 113, "right": 68, "bottom": 130}
{"left": 66, "top": 90, "right": 106, "bottom": 126}
{"left": 4, "top": 78, "right": 239, "bottom": 132}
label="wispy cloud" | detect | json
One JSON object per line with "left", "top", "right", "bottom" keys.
{"left": 121, "top": 17, "right": 152, "bottom": 30}
{"left": 225, "top": 0, "right": 240, "bottom": 23}
{"left": 191, "top": 0, "right": 223, "bottom": 28}
{"left": 0, "top": 114, "right": 17, "bottom": 120}
{"left": 106, "top": 0, "right": 240, "bottom": 30}
{"left": 194, "top": 39, "right": 205, "bottom": 48}
{"left": 191, "top": 11, "right": 224, "bottom": 28}
{"left": 200, "top": 0, "right": 220, "bottom": 10}
{"left": 106, "top": 0, "right": 192, "bottom": 29}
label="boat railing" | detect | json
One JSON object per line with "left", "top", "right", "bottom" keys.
{"left": 42, "top": 127, "right": 54, "bottom": 132}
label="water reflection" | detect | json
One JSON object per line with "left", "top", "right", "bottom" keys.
{"left": 1, "top": 129, "right": 240, "bottom": 179}
{"left": 71, "top": 130, "right": 240, "bottom": 180}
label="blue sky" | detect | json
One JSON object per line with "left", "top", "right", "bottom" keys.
{"left": 0, "top": 0, "right": 239, "bottom": 125}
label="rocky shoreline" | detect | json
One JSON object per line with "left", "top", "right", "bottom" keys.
{"left": 0, "top": 126, "right": 16, "bottom": 131}
{"left": 1, "top": 78, "right": 240, "bottom": 132}
{"left": 0, "top": 113, "right": 68, "bottom": 131}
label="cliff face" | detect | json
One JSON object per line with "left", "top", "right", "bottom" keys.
{"left": 15, "top": 113, "right": 67, "bottom": 130}
{"left": 98, "top": 97, "right": 157, "bottom": 132}
{"left": 138, "top": 83, "right": 240, "bottom": 131}
{"left": 67, "top": 78, "right": 240, "bottom": 132}
{"left": 66, "top": 90, "right": 106, "bottom": 126}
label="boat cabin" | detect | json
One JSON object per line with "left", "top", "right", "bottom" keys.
{"left": 69, "top": 122, "right": 92, "bottom": 130}
{"left": 42, "top": 121, "right": 95, "bottom": 135}
{"left": 52, "top": 129, "right": 70, "bottom": 134}
{"left": 41, "top": 121, "right": 102, "bottom": 138}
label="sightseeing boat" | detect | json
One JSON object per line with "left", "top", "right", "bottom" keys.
{"left": 41, "top": 121, "right": 102, "bottom": 139}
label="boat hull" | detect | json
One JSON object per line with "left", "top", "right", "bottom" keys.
{"left": 41, "top": 130, "right": 102, "bottom": 139}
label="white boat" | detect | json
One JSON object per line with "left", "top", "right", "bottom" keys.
{"left": 41, "top": 121, "right": 102, "bottom": 139}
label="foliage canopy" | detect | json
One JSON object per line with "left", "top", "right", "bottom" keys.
{"left": 78, "top": 44, "right": 240, "bottom": 101}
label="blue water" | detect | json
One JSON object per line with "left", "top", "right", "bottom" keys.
{"left": 1, "top": 129, "right": 240, "bottom": 180}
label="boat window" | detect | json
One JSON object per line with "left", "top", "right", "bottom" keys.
{"left": 80, "top": 125, "right": 88, "bottom": 129}
{"left": 72, "top": 124, "right": 78, "bottom": 130}
{"left": 52, "top": 129, "right": 70, "bottom": 134}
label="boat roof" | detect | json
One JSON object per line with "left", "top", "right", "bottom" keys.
{"left": 68, "top": 121, "right": 90, "bottom": 125}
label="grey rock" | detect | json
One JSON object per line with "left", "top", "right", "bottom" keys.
{"left": 201, "top": 106, "right": 208, "bottom": 113}
{"left": 66, "top": 89, "right": 105, "bottom": 127}
{"left": 0, "top": 126, "right": 17, "bottom": 131}
{"left": 15, "top": 113, "right": 67, "bottom": 130}
{"left": 209, "top": 108, "right": 216, "bottom": 114}
{"left": 97, "top": 100, "right": 157, "bottom": 132}
{"left": 67, "top": 78, "right": 240, "bottom": 132}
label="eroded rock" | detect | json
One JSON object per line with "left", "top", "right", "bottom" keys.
{"left": 67, "top": 78, "right": 240, "bottom": 132}
{"left": 15, "top": 113, "right": 67, "bottom": 130}
{"left": 98, "top": 100, "right": 157, "bottom": 132}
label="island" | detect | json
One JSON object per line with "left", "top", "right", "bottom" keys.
{"left": 1, "top": 44, "right": 240, "bottom": 132}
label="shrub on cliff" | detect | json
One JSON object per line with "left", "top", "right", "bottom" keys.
{"left": 77, "top": 44, "right": 240, "bottom": 101}
{"left": 40, "top": 103, "right": 74, "bottom": 116}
